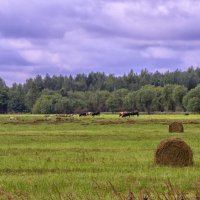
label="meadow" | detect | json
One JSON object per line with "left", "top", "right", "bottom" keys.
{"left": 0, "top": 114, "right": 199, "bottom": 199}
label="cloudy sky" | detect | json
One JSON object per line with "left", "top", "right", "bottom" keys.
{"left": 0, "top": 0, "right": 200, "bottom": 85}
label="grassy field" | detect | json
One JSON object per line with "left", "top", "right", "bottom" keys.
{"left": 0, "top": 114, "right": 199, "bottom": 199}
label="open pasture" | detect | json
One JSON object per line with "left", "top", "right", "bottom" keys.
{"left": 0, "top": 114, "right": 199, "bottom": 199}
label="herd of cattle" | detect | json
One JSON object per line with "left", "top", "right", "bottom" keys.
{"left": 119, "top": 111, "right": 139, "bottom": 117}
{"left": 79, "top": 111, "right": 139, "bottom": 117}
{"left": 79, "top": 112, "right": 100, "bottom": 117}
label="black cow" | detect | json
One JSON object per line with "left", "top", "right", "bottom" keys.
{"left": 92, "top": 112, "right": 100, "bottom": 116}
{"left": 130, "top": 111, "right": 139, "bottom": 116}
{"left": 79, "top": 112, "right": 87, "bottom": 117}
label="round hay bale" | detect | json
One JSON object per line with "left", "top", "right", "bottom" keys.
{"left": 169, "top": 122, "right": 184, "bottom": 133}
{"left": 155, "top": 138, "right": 193, "bottom": 167}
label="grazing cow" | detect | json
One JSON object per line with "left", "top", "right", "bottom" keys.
{"left": 121, "top": 112, "right": 131, "bottom": 118}
{"left": 87, "top": 112, "right": 92, "bottom": 116}
{"left": 130, "top": 111, "right": 139, "bottom": 117}
{"left": 119, "top": 112, "right": 129, "bottom": 117}
{"left": 119, "top": 112, "right": 127, "bottom": 117}
{"left": 92, "top": 112, "right": 100, "bottom": 116}
{"left": 120, "top": 111, "right": 139, "bottom": 118}
{"left": 79, "top": 112, "right": 87, "bottom": 117}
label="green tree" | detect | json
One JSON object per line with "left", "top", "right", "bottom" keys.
{"left": 87, "top": 91, "right": 110, "bottom": 112}
{"left": 162, "top": 84, "right": 176, "bottom": 111}
{"left": 106, "top": 89, "right": 128, "bottom": 112}
{"left": 0, "top": 88, "right": 8, "bottom": 113}
{"left": 54, "top": 97, "right": 73, "bottom": 114}
{"left": 0, "top": 78, "right": 8, "bottom": 113}
{"left": 183, "top": 85, "right": 200, "bottom": 113}
{"left": 65, "top": 91, "right": 88, "bottom": 113}
{"left": 124, "top": 70, "right": 139, "bottom": 91}
{"left": 8, "top": 84, "right": 27, "bottom": 113}
{"left": 185, "top": 67, "right": 200, "bottom": 90}
{"left": 123, "top": 92, "right": 137, "bottom": 111}
{"left": 75, "top": 74, "right": 87, "bottom": 91}
{"left": 153, "top": 86, "right": 164, "bottom": 112}
{"left": 139, "top": 69, "right": 151, "bottom": 86}
{"left": 104, "top": 74, "right": 116, "bottom": 91}
{"left": 172, "top": 85, "right": 187, "bottom": 111}
{"left": 136, "top": 85, "right": 157, "bottom": 114}
{"left": 32, "top": 92, "right": 62, "bottom": 114}
{"left": 25, "top": 79, "right": 42, "bottom": 112}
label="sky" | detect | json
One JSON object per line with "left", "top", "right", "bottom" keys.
{"left": 0, "top": 0, "right": 200, "bottom": 85}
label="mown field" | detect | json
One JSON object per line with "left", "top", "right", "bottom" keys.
{"left": 0, "top": 114, "right": 199, "bottom": 199}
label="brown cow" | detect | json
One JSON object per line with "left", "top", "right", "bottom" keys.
{"left": 121, "top": 112, "right": 131, "bottom": 118}
{"left": 119, "top": 112, "right": 128, "bottom": 117}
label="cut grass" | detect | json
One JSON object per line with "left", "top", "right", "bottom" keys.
{"left": 0, "top": 114, "right": 199, "bottom": 199}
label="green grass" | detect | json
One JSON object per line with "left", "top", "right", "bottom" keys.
{"left": 0, "top": 114, "right": 199, "bottom": 199}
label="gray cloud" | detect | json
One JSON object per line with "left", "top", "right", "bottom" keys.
{"left": 0, "top": 50, "right": 30, "bottom": 66}
{"left": 0, "top": 0, "right": 200, "bottom": 85}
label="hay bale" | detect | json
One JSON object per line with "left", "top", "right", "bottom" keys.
{"left": 169, "top": 122, "right": 184, "bottom": 133}
{"left": 155, "top": 138, "right": 193, "bottom": 167}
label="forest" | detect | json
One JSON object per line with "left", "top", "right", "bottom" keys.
{"left": 1, "top": 67, "right": 200, "bottom": 114}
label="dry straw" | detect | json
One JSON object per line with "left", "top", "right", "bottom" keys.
{"left": 169, "top": 122, "right": 184, "bottom": 133}
{"left": 155, "top": 138, "right": 193, "bottom": 167}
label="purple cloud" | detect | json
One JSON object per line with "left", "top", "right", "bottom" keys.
{"left": 0, "top": 0, "right": 200, "bottom": 85}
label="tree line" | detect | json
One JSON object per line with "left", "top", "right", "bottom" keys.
{"left": 1, "top": 67, "right": 200, "bottom": 114}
